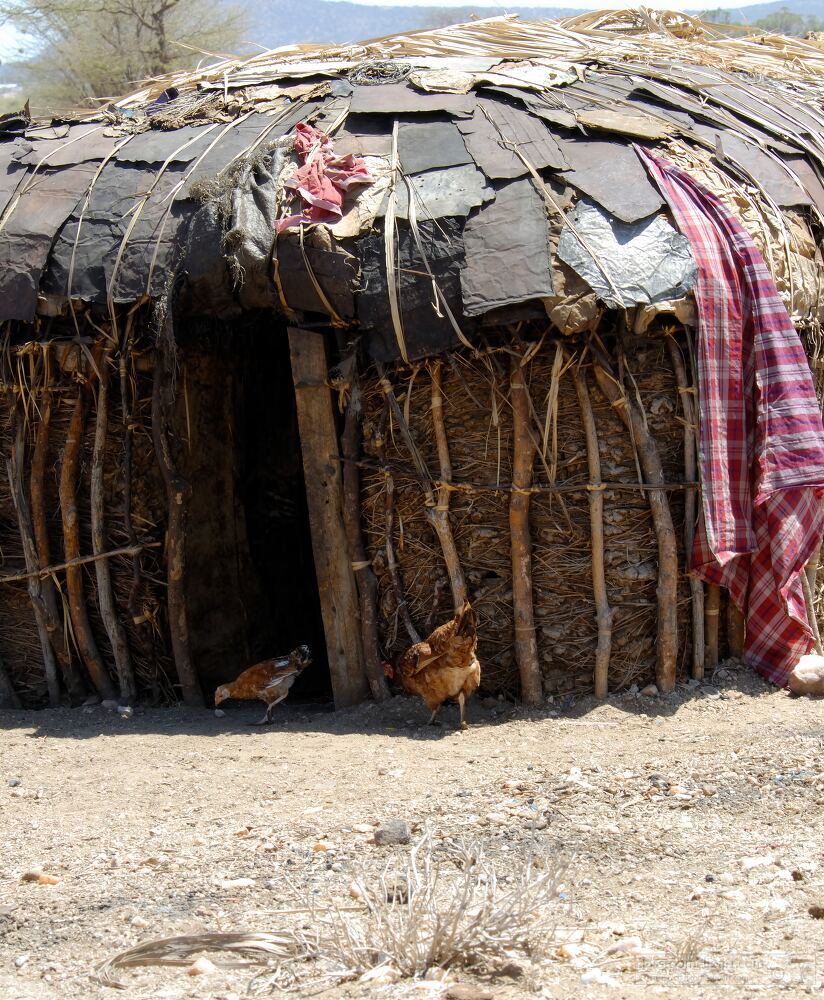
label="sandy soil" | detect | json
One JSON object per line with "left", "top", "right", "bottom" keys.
{"left": 1, "top": 664, "right": 823, "bottom": 999}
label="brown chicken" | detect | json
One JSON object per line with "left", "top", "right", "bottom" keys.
{"left": 385, "top": 602, "right": 480, "bottom": 730}
{"left": 214, "top": 645, "right": 312, "bottom": 725}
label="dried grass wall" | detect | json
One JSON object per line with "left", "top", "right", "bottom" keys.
{"left": 360, "top": 331, "right": 693, "bottom": 698}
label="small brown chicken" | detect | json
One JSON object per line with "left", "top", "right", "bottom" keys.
{"left": 214, "top": 645, "right": 312, "bottom": 725}
{"left": 385, "top": 602, "right": 480, "bottom": 730}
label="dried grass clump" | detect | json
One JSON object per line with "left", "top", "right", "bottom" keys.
{"left": 96, "top": 833, "right": 567, "bottom": 990}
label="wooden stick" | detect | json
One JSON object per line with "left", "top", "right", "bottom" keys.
{"left": 372, "top": 410, "right": 420, "bottom": 645}
{"left": 706, "top": 584, "right": 721, "bottom": 669}
{"left": 342, "top": 390, "right": 390, "bottom": 702}
{"left": 667, "top": 338, "right": 705, "bottom": 680}
{"left": 288, "top": 327, "right": 369, "bottom": 708}
{"left": 509, "top": 353, "right": 542, "bottom": 706}
{"left": 0, "top": 544, "right": 159, "bottom": 585}
{"left": 429, "top": 359, "right": 467, "bottom": 609}
{"left": 29, "top": 379, "right": 86, "bottom": 702}
{"left": 0, "top": 654, "right": 20, "bottom": 709}
{"left": 91, "top": 346, "right": 137, "bottom": 704}
{"left": 805, "top": 551, "right": 823, "bottom": 654}
{"left": 7, "top": 417, "right": 61, "bottom": 707}
{"left": 152, "top": 330, "right": 203, "bottom": 707}
{"left": 594, "top": 362, "right": 679, "bottom": 693}
{"left": 572, "top": 364, "right": 612, "bottom": 700}
{"left": 59, "top": 382, "right": 117, "bottom": 702}
{"left": 119, "top": 319, "right": 149, "bottom": 654}
{"left": 727, "top": 601, "right": 746, "bottom": 658}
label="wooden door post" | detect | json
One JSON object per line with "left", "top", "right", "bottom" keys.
{"left": 288, "top": 328, "right": 369, "bottom": 707}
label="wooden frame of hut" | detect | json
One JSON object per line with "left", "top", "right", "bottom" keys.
{"left": 1, "top": 9, "right": 823, "bottom": 710}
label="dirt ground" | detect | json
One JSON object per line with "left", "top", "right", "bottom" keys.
{"left": 1, "top": 664, "right": 823, "bottom": 999}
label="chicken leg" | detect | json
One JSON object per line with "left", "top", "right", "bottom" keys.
{"left": 249, "top": 690, "right": 289, "bottom": 726}
{"left": 458, "top": 692, "right": 468, "bottom": 731}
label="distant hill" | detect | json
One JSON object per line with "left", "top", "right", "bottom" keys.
{"left": 239, "top": 0, "right": 824, "bottom": 50}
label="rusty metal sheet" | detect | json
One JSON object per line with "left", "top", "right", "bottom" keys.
{"left": 0, "top": 163, "right": 98, "bottom": 321}
{"left": 398, "top": 120, "right": 472, "bottom": 174}
{"left": 348, "top": 84, "right": 474, "bottom": 117}
{"left": 555, "top": 137, "right": 663, "bottom": 223}
{"left": 456, "top": 97, "right": 567, "bottom": 180}
{"left": 461, "top": 177, "right": 554, "bottom": 316}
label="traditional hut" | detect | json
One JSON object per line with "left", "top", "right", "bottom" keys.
{"left": 1, "top": 8, "right": 823, "bottom": 710}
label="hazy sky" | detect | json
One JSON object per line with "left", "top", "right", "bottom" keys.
{"left": 345, "top": 0, "right": 742, "bottom": 6}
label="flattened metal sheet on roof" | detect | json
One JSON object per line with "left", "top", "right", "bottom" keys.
{"left": 358, "top": 217, "right": 471, "bottom": 362}
{"left": 397, "top": 121, "right": 472, "bottom": 174}
{"left": 0, "top": 162, "right": 99, "bottom": 321}
{"left": 785, "top": 156, "right": 824, "bottom": 215}
{"left": 348, "top": 84, "right": 474, "bottom": 117}
{"left": 556, "top": 138, "right": 663, "bottom": 223}
{"left": 456, "top": 97, "right": 567, "bottom": 179}
{"left": 558, "top": 198, "right": 696, "bottom": 310}
{"left": 44, "top": 160, "right": 186, "bottom": 304}
{"left": 573, "top": 109, "right": 673, "bottom": 141}
{"left": 461, "top": 177, "right": 554, "bottom": 316}
{"left": 376, "top": 163, "right": 493, "bottom": 221}
{"left": 691, "top": 124, "right": 812, "bottom": 208}
{"left": 116, "top": 124, "right": 219, "bottom": 164}
{"left": 12, "top": 124, "right": 119, "bottom": 167}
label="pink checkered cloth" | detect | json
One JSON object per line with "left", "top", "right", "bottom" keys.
{"left": 639, "top": 149, "right": 824, "bottom": 686}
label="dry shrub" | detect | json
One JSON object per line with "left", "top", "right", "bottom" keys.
{"left": 96, "top": 832, "right": 567, "bottom": 990}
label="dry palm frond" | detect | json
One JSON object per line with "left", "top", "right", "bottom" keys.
{"left": 96, "top": 931, "right": 308, "bottom": 989}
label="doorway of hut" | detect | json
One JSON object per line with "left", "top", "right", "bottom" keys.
{"left": 175, "top": 313, "right": 331, "bottom": 706}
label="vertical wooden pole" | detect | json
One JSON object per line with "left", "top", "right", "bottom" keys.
{"left": 667, "top": 338, "right": 705, "bottom": 680}
{"left": 59, "top": 381, "right": 117, "bottom": 702}
{"left": 509, "top": 354, "right": 542, "bottom": 706}
{"left": 594, "top": 363, "right": 678, "bottom": 693}
{"left": 91, "top": 346, "right": 137, "bottom": 704}
{"left": 29, "top": 382, "right": 86, "bottom": 702}
{"left": 8, "top": 417, "right": 61, "bottom": 707}
{"left": 151, "top": 341, "right": 203, "bottom": 707}
{"left": 706, "top": 584, "right": 720, "bottom": 669}
{"left": 727, "top": 601, "right": 746, "bottom": 659}
{"left": 573, "top": 364, "right": 612, "bottom": 699}
{"left": 342, "top": 392, "right": 390, "bottom": 702}
{"left": 289, "top": 328, "right": 369, "bottom": 708}
{"left": 429, "top": 359, "right": 468, "bottom": 609}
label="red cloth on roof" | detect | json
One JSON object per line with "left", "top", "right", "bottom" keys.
{"left": 639, "top": 149, "right": 824, "bottom": 686}
{"left": 277, "top": 122, "right": 373, "bottom": 232}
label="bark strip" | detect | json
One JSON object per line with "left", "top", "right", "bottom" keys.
{"left": 152, "top": 336, "right": 203, "bottom": 707}
{"left": 594, "top": 363, "right": 679, "bottom": 693}
{"left": 59, "top": 382, "right": 117, "bottom": 701}
{"left": 8, "top": 416, "right": 61, "bottom": 707}
{"left": 342, "top": 391, "right": 390, "bottom": 701}
{"left": 727, "top": 601, "right": 746, "bottom": 658}
{"left": 667, "top": 338, "right": 705, "bottom": 680}
{"left": 573, "top": 364, "right": 612, "bottom": 699}
{"left": 91, "top": 347, "right": 137, "bottom": 704}
{"left": 509, "top": 354, "right": 542, "bottom": 706}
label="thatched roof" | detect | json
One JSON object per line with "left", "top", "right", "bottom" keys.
{"left": 0, "top": 8, "right": 822, "bottom": 360}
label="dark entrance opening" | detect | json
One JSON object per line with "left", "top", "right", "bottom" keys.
{"left": 177, "top": 314, "right": 330, "bottom": 703}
